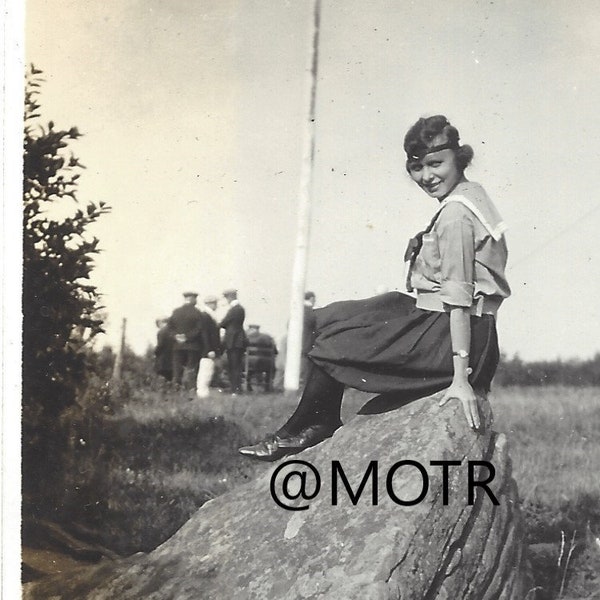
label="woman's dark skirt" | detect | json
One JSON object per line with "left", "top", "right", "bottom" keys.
{"left": 308, "top": 291, "right": 499, "bottom": 407}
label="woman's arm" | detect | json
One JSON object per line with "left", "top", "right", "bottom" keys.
{"left": 434, "top": 203, "right": 480, "bottom": 429}
{"left": 439, "top": 306, "right": 480, "bottom": 429}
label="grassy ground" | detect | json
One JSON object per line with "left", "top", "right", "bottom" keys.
{"left": 24, "top": 381, "right": 600, "bottom": 598}
{"left": 493, "top": 387, "right": 600, "bottom": 536}
{"left": 492, "top": 386, "right": 600, "bottom": 600}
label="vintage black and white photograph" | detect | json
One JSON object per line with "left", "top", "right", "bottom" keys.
{"left": 7, "top": 0, "right": 600, "bottom": 598}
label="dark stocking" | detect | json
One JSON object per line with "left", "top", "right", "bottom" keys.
{"left": 277, "top": 362, "right": 344, "bottom": 437}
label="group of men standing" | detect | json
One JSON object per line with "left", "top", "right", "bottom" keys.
{"left": 155, "top": 288, "right": 247, "bottom": 395}
{"left": 154, "top": 288, "right": 319, "bottom": 395}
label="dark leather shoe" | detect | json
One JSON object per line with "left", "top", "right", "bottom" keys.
{"left": 238, "top": 423, "right": 340, "bottom": 462}
{"left": 238, "top": 435, "right": 290, "bottom": 462}
{"left": 278, "top": 424, "right": 338, "bottom": 450}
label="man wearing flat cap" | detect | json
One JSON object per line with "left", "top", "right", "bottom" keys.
{"left": 245, "top": 324, "right": 278, "bottom": 392}
{"left": 219, "top": 289, "right": 247, "bottom": 395}
{"left": 200, "top": 295, "right": 221, "bottom": 356}
{"left": 154, "top": 316, "right": 173, "bottom": 381}
{"left": 168, "top": 291, "right": 215, "bottom": 391}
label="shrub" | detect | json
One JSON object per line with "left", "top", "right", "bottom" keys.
{"left": 22, "top": 64, "right": 110, "bottom": 513}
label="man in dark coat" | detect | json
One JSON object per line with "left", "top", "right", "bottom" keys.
{"left": 219, "top": 288, "right": 247, "bottom": 394}
{"left": 301, "top": 291, "right": 317, "bottom": 384}
{"left": 168, "top": 292, "right": 213, "bottom": 390}
{"left": 200, "top": 295, "right": 222, "bottom": 359}
{"left": 245, "top": 324, "right": 278, "bottom": 392}
{"left": 154, "top": 317, "right": 173, "bottom": 381}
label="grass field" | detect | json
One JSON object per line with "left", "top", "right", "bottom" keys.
{"left": 492, "top": 386, "right": 600, "bottom": 600}
{"left": 493, "top": 387, "right": 600, "bottom": 536}
{"left": 24, "top": 382, "right": 600, "bottom": 598}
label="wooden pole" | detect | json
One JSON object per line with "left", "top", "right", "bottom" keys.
{"left": 111, "top": 317, "right": 127, "bottom": 382}
{"left": 284, "top": 0, "right": 321, "bottom": 391}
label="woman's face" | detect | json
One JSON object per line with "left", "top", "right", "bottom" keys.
{"left": 408, "top": 140, "right": 464, "bottom": 200}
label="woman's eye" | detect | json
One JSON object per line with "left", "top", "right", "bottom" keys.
{"left": 430, "top": 161, "right": 441, "bottom": 167}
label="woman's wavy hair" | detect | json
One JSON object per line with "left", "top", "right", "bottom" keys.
{"left": 404, "top": 115, "right": 474, "bottom": 173}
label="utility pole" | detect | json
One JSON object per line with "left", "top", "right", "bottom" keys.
{"left": 284, "top": 0, "right": 321, "bottom": 391}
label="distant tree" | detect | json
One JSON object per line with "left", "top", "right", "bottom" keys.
{"left": 22, "top": 64, "right": 110, "bottom": 507}
{"left": 496, "top": 351, "right": 600, "bottom": 386}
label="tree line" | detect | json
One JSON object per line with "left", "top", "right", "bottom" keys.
{"left": 494, "top": 353, "right": 600, "bottom": 386}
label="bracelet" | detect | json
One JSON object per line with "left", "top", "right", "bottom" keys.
{"left": 452, "top": 350, "right": 469, "bottom": 359}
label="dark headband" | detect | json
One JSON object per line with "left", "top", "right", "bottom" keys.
{"left": 407, "top": 141, "right": 458, "bottom": 161}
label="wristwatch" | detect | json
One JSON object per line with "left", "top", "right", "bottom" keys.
{"left": 452, "top": 350, "right": 469, "bottom": 359}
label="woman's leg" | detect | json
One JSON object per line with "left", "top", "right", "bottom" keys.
{"left": 277, "top": 362, "right": 344, "bottom": 437}
{"left": 239, "top": 362, "right": 344, "bottom": 460}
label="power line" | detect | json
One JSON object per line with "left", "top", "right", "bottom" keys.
{"left": 508, "top": 201, "right": 600, "bottom": 271}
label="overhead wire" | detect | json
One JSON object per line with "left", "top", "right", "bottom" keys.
{"left": 507, "top": 201, "right": 600, "bottom": 271}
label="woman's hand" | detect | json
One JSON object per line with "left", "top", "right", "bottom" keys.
{"left": 444, "top": 305, "right": 480, "bottom": 429}
{"left": 439, "top": 379, "right": 481, "bottom": 430}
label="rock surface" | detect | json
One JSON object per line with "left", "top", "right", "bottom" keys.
{"left": 24, "top": 393, "right": 530, "bottom": 599}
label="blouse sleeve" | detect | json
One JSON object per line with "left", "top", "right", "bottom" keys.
{"left": 436, "top": 203, "right": 476, "bottom": 308}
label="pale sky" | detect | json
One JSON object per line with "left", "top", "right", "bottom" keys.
{"left": 24, "top": 0, "right": 600, "bottom": 360}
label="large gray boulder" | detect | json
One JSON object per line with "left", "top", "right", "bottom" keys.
{"left": 24, "top": 393, "right": 530, "bottom": 599}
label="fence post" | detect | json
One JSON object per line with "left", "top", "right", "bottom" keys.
{"left": 111, "top": 318, "right": 127, "bottom": 382}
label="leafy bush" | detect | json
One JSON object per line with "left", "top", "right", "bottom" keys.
{"left": 22, "top": 64, "right": 110, "bottom": 512}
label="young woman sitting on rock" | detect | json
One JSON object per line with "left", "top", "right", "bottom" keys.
{"left": 240, "top": 114, "right": 511, "bottom": 461}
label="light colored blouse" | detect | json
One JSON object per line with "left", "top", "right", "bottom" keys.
{"left": 409, "top": 182, "right": 511, "bottom": 317}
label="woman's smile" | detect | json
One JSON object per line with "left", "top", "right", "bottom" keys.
{"left": 423, "top": 181, "right": 441, "bottom": 193}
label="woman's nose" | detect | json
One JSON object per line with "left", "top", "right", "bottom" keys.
{"left": 421, "top": 166, "right": 433, "bottom": 182}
